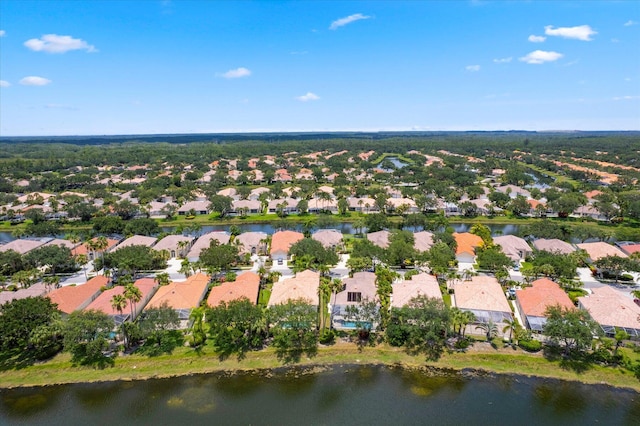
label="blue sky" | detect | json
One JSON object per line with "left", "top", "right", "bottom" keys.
{"left": 0, "top": 0, "right": 638, "bottom": 136}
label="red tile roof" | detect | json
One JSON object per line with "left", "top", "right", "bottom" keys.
{"left": 270, "top": 230, "right": 304, "bottom": 255}
{"left": 146, "top": 273, "right": 210, "bottom": 310}
{"left": 207, "top": 271, "right": 260, "bottom": 307}
{"left": 515, "top": 278, "right": 574, "bottom": 317}
{"left": 453, "top": 232, "right": 483, "bottom": 256}
{"left": 48, "top": 276, "right": 108, "bottom": 314}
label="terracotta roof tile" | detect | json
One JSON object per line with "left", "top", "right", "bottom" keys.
{"left": 268, "top": 270, "right": 319, "bottom": 306}
{"left": 270, "top": 230, "right": 304, "bottom": 255}
{"left": 207, "top": 271, "right": 260, "bottom": 307}
{"left": 515, "top": 278, "right": 574, "bottom": 318}
{"left": 453, "top": 232, "right": 483, "bottom": 256}
{"left": 146, "top": 273, "right": 209, "bottom": 310}
{"left": 48, "top": 276, "right": 108, "bottom": 314}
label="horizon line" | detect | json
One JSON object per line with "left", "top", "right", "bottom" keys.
{"left": 2, "top": 129, "right": 640, "bottom": 139}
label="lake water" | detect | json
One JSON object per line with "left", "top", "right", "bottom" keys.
{"left": 0, "top": 222, "right": 524, "bottom": 243}
{"left": 1, "top": 365, "right": 638, "bottom": 425}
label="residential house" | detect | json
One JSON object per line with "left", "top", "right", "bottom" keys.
{"left": 231, "top": 199, "right": 262, "bottom": 215}
{"left": 576, "top": 242, "right": 627, "bottom": 263}
{"left": 413, "top": 231, "right": 434, "bottom": 253}
{"left": 153, "top": 234, "right": 193, "bottom": 259}
{"left": 454, "top": 276, "right": 512, "bottom": 328}
{"left": 270, "top": 230, "right": 304, "bottom": 266}
{"left": 187, "top": 231, "right": 231, "bottom": 262}
{"left": 386, "top": 198, "right": 419, "bottom": 214}
{"left": 331, "top": 271, "right": 378, "bottom": 330}
{"left": 347, "top": 197, "right": 378, "bottom": 213}
{"left": 572, "top": 205, "right": 608, "bottom": 221}
{"left": 47, "top": 276, "right": 108, "bottom": 316}
{"left": 84, "top": 277, "right": 158, "bottom": 325}
{"left": 177, "top": 200, "right": 210, "bottom": 216}
{"left": 515, "top": 278, "right": 574, "bottom": 332}
{"left": 494, "top": 235, "right": 532, "bottom": 263}
{"left": 72, "top": 237, "right": 120, "bottom": 261}
{"left": 235, "top": 231, "right": 268, "bottom": 256}
{"left": 42, "top": 238, "right": 78, "bottom": 251}
{"left": 145, "top": 273, "right": 210, "bottom": 321}
{"left": 312, "top": 229, "right": 343, "bottom": 250}
{"left": 0, "top": 238, "right": 47, "bottom": 255}
{"left": 0, "top": 282, "right": 48, "bottom": 306}
{"left": 495, "top": 185, "right": 531, "bottom": 199}
{"left": 308, "top": 197, "right": 338, "bottom": 214}
{"left": 267, "top": 269, "right": 320, "bottom": 306}
{"left": 453, "top": 232, "right": 483, "bottom": 264}
{"left": 114, "top": 235, "right": 157, "bottom": 250}
{"left": 532, "top": 238, "right": 575, "bottom": 255}
{"left": 618, "top": 243, "right": 640, "bottom": 257}
{"left": 391, "top": 273, "right": 442, "bottom": 308}
{"left": 147, "top": 200, "right": 177, "bottom": 219}
{"left": 578, "top": 286, "right": 640, "bottom": 338}
{"left": 267, "top": 198, "right": 299, "bottom": 215}
{"left": 208, "top": 271, "right": 261, "bottom": 307}
{"left": 367, "top": 230, "right": 391, "bottom": 249}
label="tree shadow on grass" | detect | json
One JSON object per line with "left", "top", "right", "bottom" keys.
{"left": 543, "top": 345, "right": 593, "bottom": 374}
{"left": 135, "top": 331, "right": 183, "bottom": 357}
{"left": 0, "top": 347, "right": 62, "bottom": 371}
{"left": 275, "top": 346, "right": 317, "bottom": 364}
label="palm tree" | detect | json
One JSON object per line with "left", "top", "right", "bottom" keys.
{"left": 42, "top": 275, "right": 60, "bottom": 293}
{"left": 502, "top": 318, "right": 518, "bottom": 346}
{"left": 189, "top": 307, "right": 206, "bottom": 348}
{"left": 111, "top": 293, "right": 128, "bottom": 346}
{"left": 155, "top": 272, "right": 171, "bottom": 287}
{"left": 446, "top": 270, "right": 461, "bottom": 290}
{"left": 460, "top": 311, "right": 476, "bottom": 337}
{"left": 317, "top": 263, "right": 331, "bottom": 278}
{"left": 94, "top": 236, "right": 109, "bottom": 264}
{"left": 75, "top": 254, "right": 89, "bottom": 280}
{"left": 124, "top": 284, "right": 143, "bottom": 321}
{"left": 476, "top": 320, "right": 498, "bottom": 341}
{"left": 179, "top": 259, "right": 193, "bottom": 278}
{"left": 177, "top": 240, "right": 190, "bottom": 258}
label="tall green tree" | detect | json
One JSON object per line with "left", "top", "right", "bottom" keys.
{"left": 207, "top": 298, "right": 267, "bottom": 360}
{"left": 0, "top": 296, "right": 62, "bottom": 360}
{"left": 269, "top": 299, "right": 318, "bottom": 363}
{"left": 387, "top": 296, "right": 450, "bottom": 360}
{"left": 63, "top": 310, "right": 115, "bottom": 366}
{"left": 543, "top": 305, "right": 601, "bottom": 356}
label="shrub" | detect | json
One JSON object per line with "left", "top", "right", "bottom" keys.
{"left": 403, "top": 269, "right": 419, "bottom": 280}
{"left": 454, "top": 338, "right": 471, "bottom": 350}
{"left": 518, "top": 339, "right": 542, "bottom": 352}
{"left": 319, "top": 330, "right": 335, "bottom": 345}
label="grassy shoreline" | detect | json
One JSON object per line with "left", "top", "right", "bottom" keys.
{"left": 1, "top": 342, "right": 638, "bottom": 392}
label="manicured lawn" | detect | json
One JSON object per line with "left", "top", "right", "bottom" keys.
{"left": 2, "top": 341, "right": 639, "bottom": 391}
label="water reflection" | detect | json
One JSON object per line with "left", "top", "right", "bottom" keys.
{"left": 1, "top": 366, "right": 638, "bottom": 426}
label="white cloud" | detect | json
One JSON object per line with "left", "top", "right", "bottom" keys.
{"left": 544, "top": 25, "right": 597, "bottom": 41}
{"left": 19, "top": 76, "right": 51, "bottom": 86}
{"left": 0, "top": 30, "right": 5, "bottom": 37}
{"left": 24, "top": 34, "right": 97, "bottom": 53}
{"left": 493, "top": 57, "right": 512, "bottom": 63}
{"left": 528, "top": 35, "right": 546, "bottom": 43}
{"left": 0, "top": 80, "right": 10, "bottom": 87}
{"left": 519, "top": 50, "right": 563, "bottom": 64}
{"left": 220, "top": 67, "right": 251, "bottom": 79}
{"left": 624, "top": 20, "right": 637, "bottom": 27}
{"left": 44, "top": 103, "right": 77, "bottom": 110}
{"left": 296, "top": 92, "right": 320, "bottom": 102}
{"left": 613, "top": 95, "right": 640, "bottom": 101}
{"left": 465, "top": 65, "right": 480, "bottom": 72}
{"left": 329, "top": 13, "right": 371, "bottom": 30}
